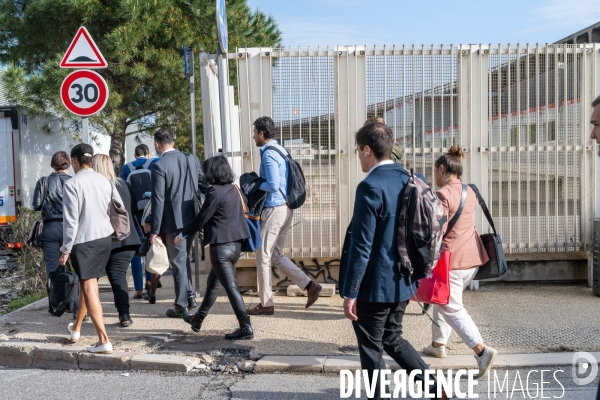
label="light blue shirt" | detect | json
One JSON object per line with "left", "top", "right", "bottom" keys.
{"left": 259, "top": 140, "right": 288, "bottom": 207}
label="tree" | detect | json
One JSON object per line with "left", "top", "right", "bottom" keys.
{"left": 0, "top": 0, "right": 281, "bottom": 173}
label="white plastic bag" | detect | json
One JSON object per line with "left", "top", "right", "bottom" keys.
{"left": 146, "top": 237, "right": 169, "bottom": 275}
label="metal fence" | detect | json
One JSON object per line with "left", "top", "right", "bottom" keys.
{"left": 201, "top": 44, "right": 600, "bottom": 260}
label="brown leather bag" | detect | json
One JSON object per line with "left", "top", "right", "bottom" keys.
{"left": 107, "top": 180, "right": 130, "bottom": 241}
{"left": 28, "top": 176, "right": 49, "bottom": 248}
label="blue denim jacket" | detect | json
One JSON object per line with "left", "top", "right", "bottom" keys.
{"left": 259, "top": 141, "right": 288, "bottom": 208}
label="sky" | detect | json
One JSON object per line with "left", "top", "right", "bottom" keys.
{"left": 246, "top": 0, "right": 600, "bottom": 47}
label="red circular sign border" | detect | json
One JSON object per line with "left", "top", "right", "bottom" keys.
{"left": 60, "top": 70, "right": 109, "bottom": 117}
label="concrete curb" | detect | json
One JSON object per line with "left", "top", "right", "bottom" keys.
{"left": 0, "top": 341, "right": 200, "bottom": 373}
{"left": 1, "top": 339, "right": 599, "bottom": 375}
{"left": 255, "top": 352, "right": 600, "bottom": 374}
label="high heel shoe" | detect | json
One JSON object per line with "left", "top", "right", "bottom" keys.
{"left": 148, "top": 295, "right": 156, "bottom": 304}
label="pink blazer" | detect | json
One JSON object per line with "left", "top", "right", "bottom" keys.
{"left": 437, "top": 179, "right": 489, "bottom": 270}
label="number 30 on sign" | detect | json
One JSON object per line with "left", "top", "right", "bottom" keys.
{"left": 60, "top": 69, "right": 109, "bottom": 117}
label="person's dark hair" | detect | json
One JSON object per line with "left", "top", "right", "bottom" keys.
{"left": 355, "top": 122, "right": 393, "bottom": 160}
{"left": 154, "top": 129, "right": 174, "bottom": 145}
{"left": 202, "top": 156, "right": 235, "bottom": 185}
{"left": 592, "top": 95, "right": 600, "bottom": 108}
{"left": 50, "top": 151, "right": 71, "bottom": 171}
{"left": 70, "top": 143, "right": 94, "bottom": 167}
{"left": 363, "top": 116, "right": 385, "bottom": 126}
{"left": 134, "top": 144, "right": 150, "bottom": 157}
{"left": 253, "top": 116, "right": 276, "bottom": 139}
{"left": 435, "top": 145, "right": 465, "bottom": 179}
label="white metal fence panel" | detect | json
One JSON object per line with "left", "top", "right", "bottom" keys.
{"left": 203, "top": 44, "right": 599, "bottom": 259}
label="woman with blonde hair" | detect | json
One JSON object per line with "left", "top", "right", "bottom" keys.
{"left": 92, "top": 154, "right": 140, "bottom": 327}
{"left": 60, "top": 144, "right": 121, "bottom": 353}
{"left": 423, "top": 146, "right": 498, "bottom": 379}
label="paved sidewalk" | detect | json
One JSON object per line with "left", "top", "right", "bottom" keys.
{"left": 0, "top": 261, "right": 599, "bottom": 360}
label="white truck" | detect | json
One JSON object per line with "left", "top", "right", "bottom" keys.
{"left": 0, "top": 106, "right": 112, "bottom": 270}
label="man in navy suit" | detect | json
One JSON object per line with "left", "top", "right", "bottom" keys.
{"left": 340, "top": 122, "right": 445, "bottom": 399}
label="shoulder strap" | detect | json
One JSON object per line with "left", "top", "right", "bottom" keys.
{"left": 233, "top": 184, "right": 248, "bottom": 215}
{"left": 445, "top": 184, "right": 467, "bottom": 235}
{"left": 467, "top": 184, "right": 497, "bottom": 236}
{"left": 142, "top": 159, "right": 153, "bottom": 169}
{"left": 42, "top": 175, "right": 50, "bottom": 204}
{"left": 263, "top": 146, "right": 288, "bottom": 160}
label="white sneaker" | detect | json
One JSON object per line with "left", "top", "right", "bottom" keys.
{"left": 87, "top": 342, "right": 113, "bottom": 354}
{"left": 475, "top": 346, "right": 498, "bottom": 379}
{"left": 423, "top": 344, "right": 447, "bottom": 358}
{"left": 67, "top": 323, "right": 80, "bottom": 342}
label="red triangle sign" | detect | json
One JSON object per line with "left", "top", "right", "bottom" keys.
{"left": 60, "top": 27, "right": 107, "bottom": 69}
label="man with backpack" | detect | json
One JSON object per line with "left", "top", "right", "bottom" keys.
{"left": 339, "top": 122, "right": 448, "bottom": 400}
{"left": 246, "top": 116, "right": 322, "bottom": 316}
{"left": 120, "top": 144, "right": 159, "bottom": 299}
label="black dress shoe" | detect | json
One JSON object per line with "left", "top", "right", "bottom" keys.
{"left": 119, "top": 313, "right": 133, "bottom": 327}
{"left": 166, "top": 306, "right": 189, "bottom": 318}
{"left": 188, "top": 296, "right": 197, "bottom": 309}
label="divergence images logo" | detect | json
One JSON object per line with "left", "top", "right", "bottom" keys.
{"left": 572, "top": 352, "right": 598, "bottom": 386}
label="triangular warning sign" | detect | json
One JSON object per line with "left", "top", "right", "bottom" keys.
{"left": 60, "top": 27, "right": 107, "bottom": 69}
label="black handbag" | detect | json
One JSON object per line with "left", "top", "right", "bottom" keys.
{"left": 185, "top": 153, "right": 203, "bottom": 216}
{"left": 29, "top": 176, "right": 49, "bottom": 248}
{"left": 468, "top": 184, "right": 508, "bottom": 280}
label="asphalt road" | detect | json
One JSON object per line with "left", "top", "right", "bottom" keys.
{"left": 1, "top": 366, "right": 598, "bottom": 400}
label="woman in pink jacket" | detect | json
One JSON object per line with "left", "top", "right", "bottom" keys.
{"left": 423, "top": 146, "right": 498, "bottom": 379}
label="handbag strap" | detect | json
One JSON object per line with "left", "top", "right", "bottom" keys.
{"left": 40, "top": 175, "right": 50, "bottom": 208}
{"left": 233, "top": 184, "right": 260, "bottom": 221}
{"left": 445, "top": 184, "right": 467, "bottom": 235}
{"left": 467, "top": 184, "right": 498, "bottom": 236}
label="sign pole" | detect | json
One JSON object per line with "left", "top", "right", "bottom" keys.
{"left": 82, "top": 117, "right": 89, "bottom": 144}
{"left": 217, "top": 46, "right": 229, "bottom": 157}
{"left": 188, "top": 49, "right": 201, "bottom": 297}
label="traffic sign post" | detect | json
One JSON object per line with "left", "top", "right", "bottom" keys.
{"left": 60, "top": 27, "right": 108, "bottom": 144}
{"left": 216, "top": 0, "right": 230, "bottom": 157}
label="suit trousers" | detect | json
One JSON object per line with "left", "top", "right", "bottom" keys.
{"left": 196, "top": 242, "right": 247, "bottom": 321}
{"left": 105, "top": 249, "right": 136, "bottom": 315}
{"left": 164, "top": 231, "right": 194, "bottom": 308}
{"left": 256, "top": 205, "right": 310, "bottom": 307}
{"left": 353, "top": 301, "right": 437, "bottom": 400}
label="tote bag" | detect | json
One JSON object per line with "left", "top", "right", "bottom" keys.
{"left": 411, "top": 251, "right": 451, "bottom": 305}
{"left": 146, "top": 237, "right": 170, "bottom": 275}
{"left": 234, "top": 185, "right": 262, "bottom": 252}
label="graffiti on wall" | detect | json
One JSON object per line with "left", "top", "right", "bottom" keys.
{"left": 272, "top": 258, "right": 340, "bottom": 287}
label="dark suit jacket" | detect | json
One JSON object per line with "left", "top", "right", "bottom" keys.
{"left": 112, "top": 179, "right": 141, "bottom": 251}
{"left": 180, "top": 184, "right": 250, "bottom": 244}
{"left": 339, "top": 163, "right": 415, "bottom": 302}
{"left": 151, "top": 150, "right": 202, "bottom": 234}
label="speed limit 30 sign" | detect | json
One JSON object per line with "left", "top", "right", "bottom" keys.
{"left": 60, "top": 69, "right": 109, "bottom": 117}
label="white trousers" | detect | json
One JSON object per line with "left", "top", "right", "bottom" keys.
{"left": 431, "top": 268, "right": 483, "bottom": 349}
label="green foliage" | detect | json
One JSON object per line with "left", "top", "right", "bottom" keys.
{"left": 0, "top": 0, "right": 281, "bottom": 171}
{"left": 0, "top": 207, "right": 46, "bottom": 295}
{"left": 0, "top": 293, "right": 46, "bottom": 316}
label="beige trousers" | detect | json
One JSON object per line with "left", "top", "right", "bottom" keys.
{"left": 256, "top": 205, "right": 311, "bottom": 307}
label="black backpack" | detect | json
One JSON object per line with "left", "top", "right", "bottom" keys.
{"left": 126, "top": 159, "right": 153, "bottom": 211}
{"left": 48, "top": 266, "right": 79, "bottom": 317}
{"left": 263, "top": 147, "right": 306, "bottom": 210}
